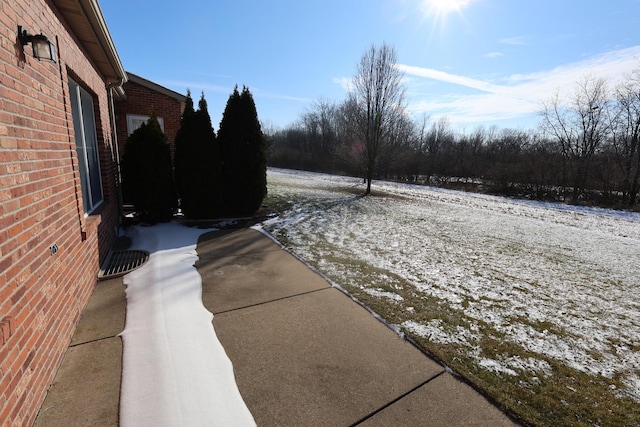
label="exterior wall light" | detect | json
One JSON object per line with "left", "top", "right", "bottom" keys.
{"left": 18, "top": 25, "right": 56, "bottom": 62}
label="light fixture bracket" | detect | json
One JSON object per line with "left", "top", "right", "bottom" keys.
{"left": 18, "top": 25, "right": 56, "bottom": 62}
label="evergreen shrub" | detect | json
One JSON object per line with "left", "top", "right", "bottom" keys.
{"left": 174, "top": 91, "right": 222, "bottom": 218}
{"left": 218, "top": 86, "right": 267, "bottom": 216}
{"left": 121, "top": 113, "right": 177, "bottom": 223}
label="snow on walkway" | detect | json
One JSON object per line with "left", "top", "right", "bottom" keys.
{"left": 119, "top": 223, "right": 255, "bottom": 427}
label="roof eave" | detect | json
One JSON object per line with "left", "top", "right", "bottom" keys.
{"left": 126, "top": 72, "right": 187, "bottom": 102}
{"left": 51, "top": 0, "right": 127, "bottom": 87}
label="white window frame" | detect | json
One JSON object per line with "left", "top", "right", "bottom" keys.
{"left": 69, "top": 78, "right": 103, "bottom": 214}
{"left": 126, "top": 114, "right": 164, "bottom": 135}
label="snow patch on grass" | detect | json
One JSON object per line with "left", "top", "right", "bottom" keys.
{"left": 264, "top": 168, "right": 640, "bottom": 400}
{"left": 475, "top": 353, "right": 553, "bottom": 377}
{"left": 363, "top": 287, "right": 404, "bottom": 301}
{"left": 402, "top": 319, "right": 479, "bottom": 346}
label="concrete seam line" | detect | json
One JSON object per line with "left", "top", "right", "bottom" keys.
{"left": 348, "top": 370, "right": 447, "bottom": 427}
{"left": 212, "top": 287, "right": 331, "bottom": 315}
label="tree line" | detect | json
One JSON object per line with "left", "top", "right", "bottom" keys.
{"left": 121, "top": 86, "right": 267, "bottom": 222}
{"left": 267, "top": 44, "right": 640, "bottom": 209}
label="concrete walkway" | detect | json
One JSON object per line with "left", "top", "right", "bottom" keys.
{"left": 34, "top": 227, "right": 519, "bottom": 426}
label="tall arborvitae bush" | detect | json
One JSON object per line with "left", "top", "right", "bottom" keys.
{"left": 121, "top": 113, "right": 177, "bottom": 223}
{"left": 218, "top": 86, "right": 267, "bottom": 216}
{"left": 173, "top": 90, "right": 195, "bottom": 207}
{"left": 174, "top": 91, "right": 222, "bottom": 218}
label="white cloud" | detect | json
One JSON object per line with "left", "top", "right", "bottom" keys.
{"left": 484, "top": 52, "right": 504, "bottom": 58}
{"left": 161, "top": 80, "right": 231, "bottom": 95}
{"left": 498, "top": 35, "right": 532, "bottom": 45}
{"left": 397, "top": 45, "right": 640, "bottom": 127}
{"left": 161, "top": 80, "right": 310, "bottom": 103}
{"left": 332, "top": 76, "right": 353, "bottom": 92}
{"left": 395, "top": 64, "right": 515, "bottom": 95}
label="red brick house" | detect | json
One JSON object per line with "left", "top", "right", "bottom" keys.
{"left": 0, "top": 0, "right": 127, "bottom": 424}
{"left": 115, "top": 71, "right": 186, "bottom": 161}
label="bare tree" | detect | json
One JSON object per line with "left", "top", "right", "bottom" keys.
{"left": 418, "top": 116, "right": 453, "bottom": 182}
{"left": 300, "top": 99, "right": 340, "bottom": 170}
{"left": 348, "top": 43, "right": 407, "bottom": 194}
{"left": 541, "top": 75, "right": 610, "bottom": 200}
{"left": 611, "top": 66, "right": 640, "bottom": 206}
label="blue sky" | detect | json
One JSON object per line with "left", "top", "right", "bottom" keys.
{"left": 100, "top": 0, "right": 640, "bottom": 132}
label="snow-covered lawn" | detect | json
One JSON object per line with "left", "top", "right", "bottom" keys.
{"left": 262, "top": 168, "right": 640, "bottom": 424}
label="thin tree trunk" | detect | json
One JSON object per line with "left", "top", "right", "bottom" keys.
{"left": 629, "top": 159, "right": 640, "bottom": 206}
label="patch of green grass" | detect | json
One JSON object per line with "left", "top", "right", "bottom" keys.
{"left": 507, "top": 316, "right": 570, "bottom": 337}
{"left": 262, "top": 191, "right": 297, "bottom": 213}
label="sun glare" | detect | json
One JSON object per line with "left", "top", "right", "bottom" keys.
{"left": 419, "top": 0, "right": 472, "bottom": 35}
{"left": 421, "top": 0, "right": 471, "bottom": 16}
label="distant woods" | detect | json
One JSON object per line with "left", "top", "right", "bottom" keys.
{"left": 267, "top": 44, "right": 640, "bottom": 209}
{"left": 123, "top": 86, "right": 267, "bottom": 222}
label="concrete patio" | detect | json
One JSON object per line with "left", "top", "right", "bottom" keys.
{"left": 34, "top": 226, "right": 519, "bottom": 426}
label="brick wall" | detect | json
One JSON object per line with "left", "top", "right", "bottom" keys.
{"left": 0, "top": 0, "right": 121, "bottom": 424}
{"left": 115, "top": 78, "right": 184, "bottom": 160}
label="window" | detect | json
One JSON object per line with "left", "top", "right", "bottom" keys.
{"left": 69, "top": 78, "right": 103, "bottom": 213}
{"left": 126, "top": 114, "right": 164, "bottom": 135}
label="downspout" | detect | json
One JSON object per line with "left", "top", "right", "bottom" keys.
{"left": 107, "top": 79, "right": 125, "bottom": 224}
